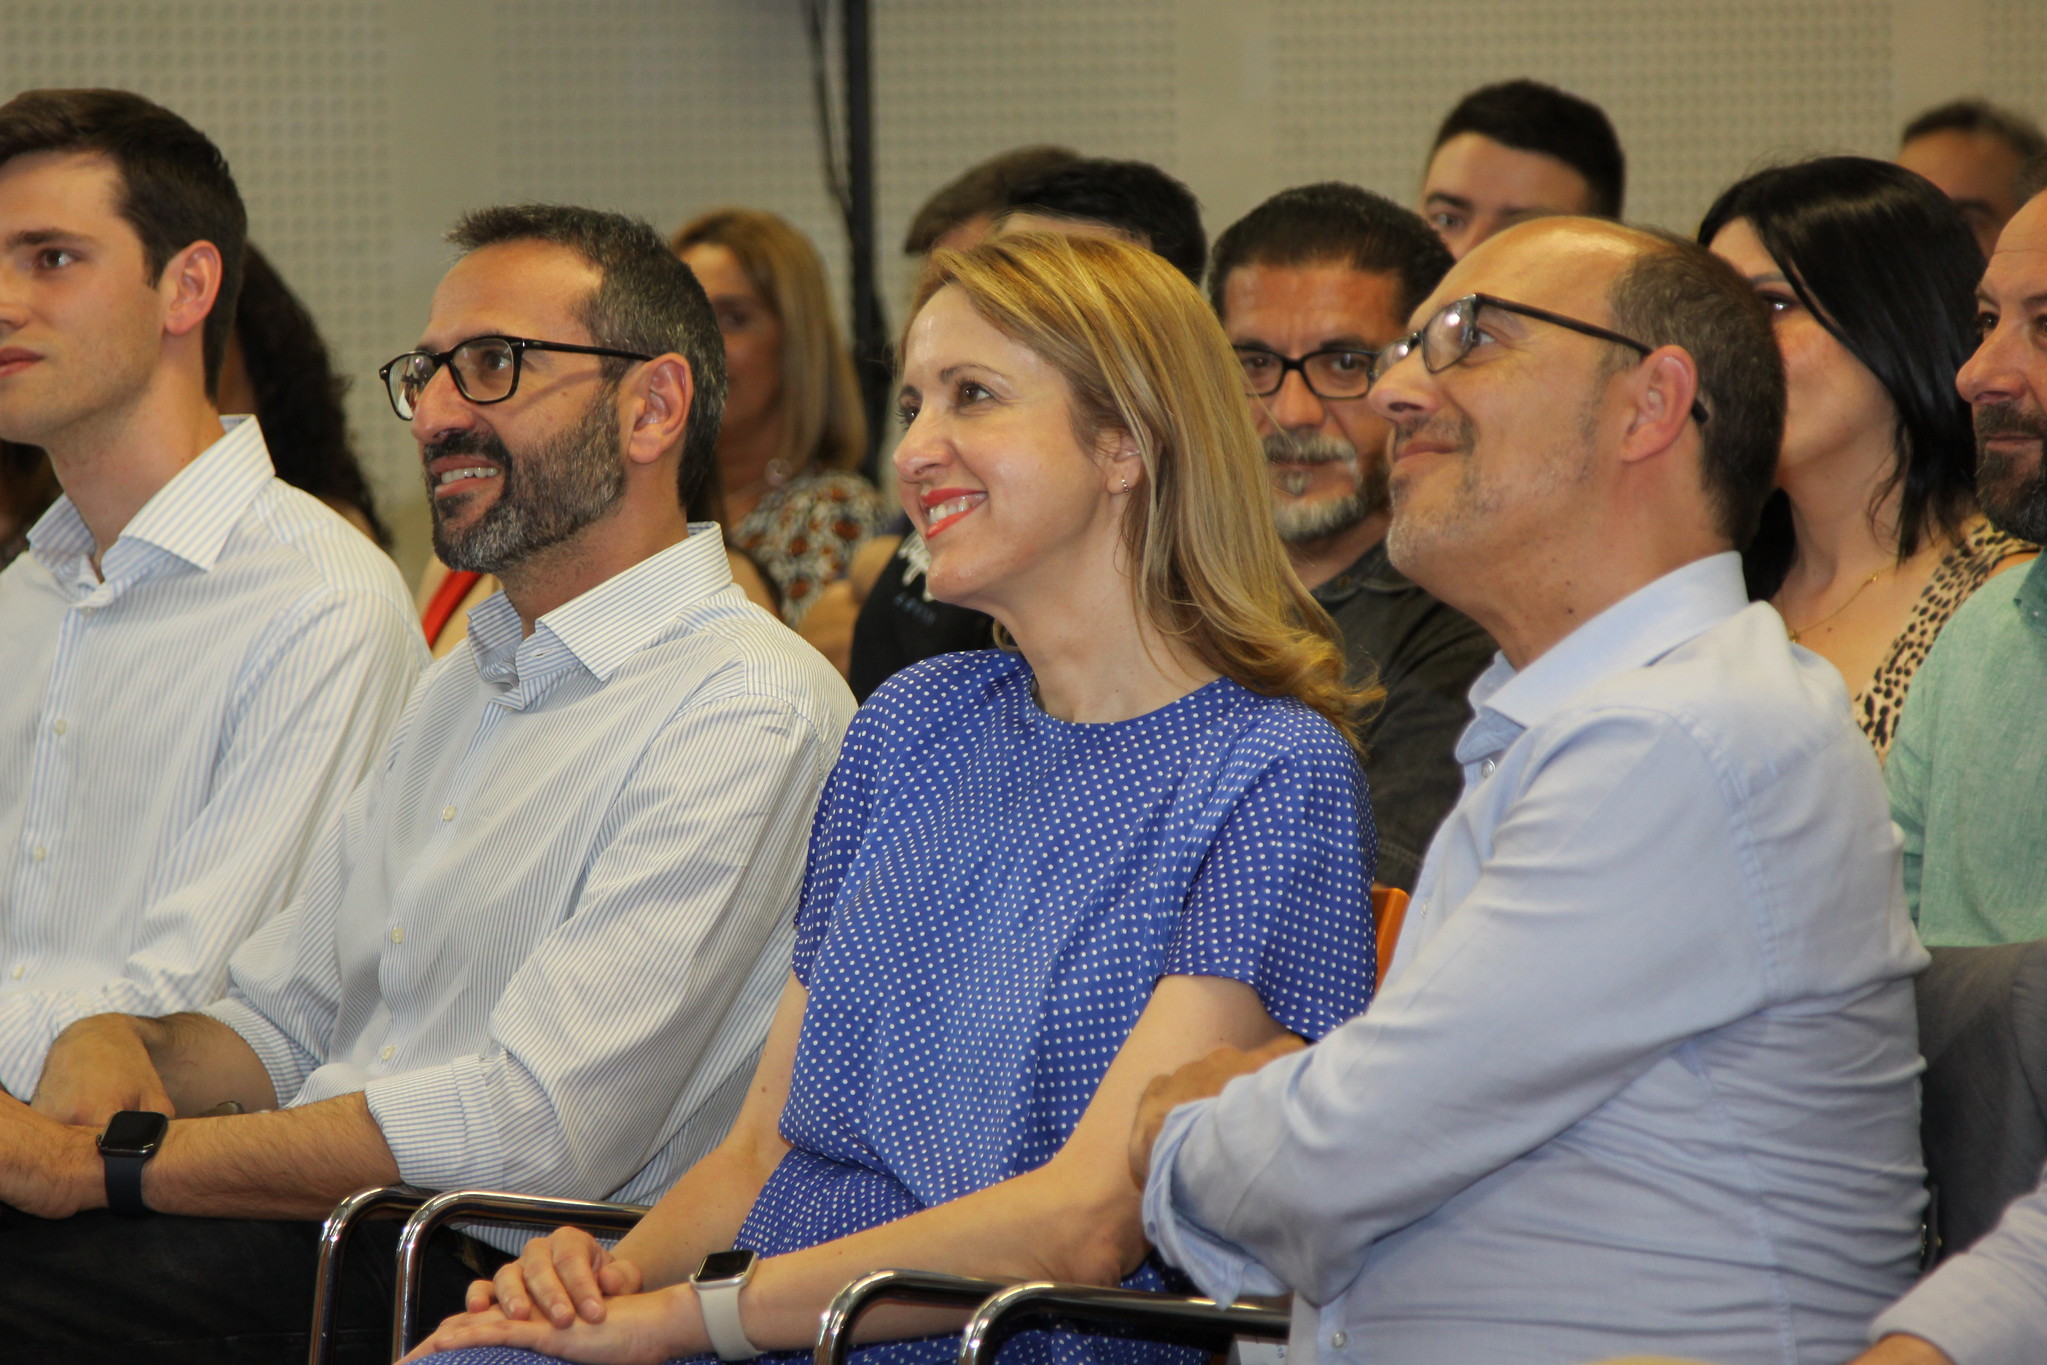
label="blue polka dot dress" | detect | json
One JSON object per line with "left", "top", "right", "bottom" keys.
{"left": 423, "top": 650, "right": 1376, "bottom": 1365}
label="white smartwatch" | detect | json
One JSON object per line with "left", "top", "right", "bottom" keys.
{"left": 691, "top": 1248, "right": 761, "bottom": 1361}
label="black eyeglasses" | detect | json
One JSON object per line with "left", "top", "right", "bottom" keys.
{"left": 379, "top": 335, "right": 652, "bottom": 420}
{"left": 1370, "top": 293, "right": 1710, "bottom": 426}
{"left": 1235, "top": 345, "right": 1378, "bottom": 400}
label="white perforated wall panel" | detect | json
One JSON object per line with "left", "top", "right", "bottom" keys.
{"left": 5, "top": 2, "right": 2045, "bottom": 573}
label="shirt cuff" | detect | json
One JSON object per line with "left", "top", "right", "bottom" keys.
{"left": 1872, "top": 1252, "right": 2047, "bottom": 1365}
{"left": 1143, "top": 1099, "right": 1287, "bottom": 1305}
{"left": 364, "top": 1054, "right": 509, "bottom": 1192}
{"left": 203, "top": 996, "right": 317, "bottom": 1107}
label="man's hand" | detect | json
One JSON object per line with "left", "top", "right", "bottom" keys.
{"left": 400, "top": 1282, "right": 693, "bottom": 1365}
{"left": 1845, "top": 1335, "right": 1956, "bottom": 1365}
{"left": 1127, "top": 1035, "right": 1307, "bottom": 1189}
{"left": 30, "top": 1015, "right": 173, "bottom": 1127}
{"left": 0, "top": 1090, "right": 103, "bottom": 1219}
{"left": 473, "top": 1225, "right": 645, "bottom": 1328}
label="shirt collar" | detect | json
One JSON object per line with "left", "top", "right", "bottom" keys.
{"left": 1471, "top": 552, "right": 1748, "bottom": 738}
{"left": 27, "top": 416, "right": 274, "bottom": 577}
{"left": 468, "top": 525, "right": 736, "bottom": 697}
{"left": 1309, "top": 539, "right": 1415, "bottom": 606}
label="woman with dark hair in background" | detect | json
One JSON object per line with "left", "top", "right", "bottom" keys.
{"left": 217, "top": 242, "right": 390, "bottom": 546}
{"left": 673, "top": 208, "right": 888, "bottom": 666}
{"left": 1701, "top": 156, "right": 2033, "bottom": 758}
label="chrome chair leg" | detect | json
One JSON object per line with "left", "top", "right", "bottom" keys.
{"left": 814, "top": 1270, "right": 1013, "bottom": 1365}
{"left": 306, "top": 1184, "right": 431, "bottom": 1365}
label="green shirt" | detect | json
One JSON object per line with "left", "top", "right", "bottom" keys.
{"left": 1888, "top": 554, "right": 2047, "bottom": 945}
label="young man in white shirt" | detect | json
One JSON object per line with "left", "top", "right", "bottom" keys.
{"left": 0, "top": 89, "right": 423, "bottom": 1102}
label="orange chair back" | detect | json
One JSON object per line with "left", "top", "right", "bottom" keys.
{"left": 1370, "top": 884, "right": 1410, "bottom": 992}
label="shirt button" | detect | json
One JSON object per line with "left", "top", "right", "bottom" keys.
{"left": 51, "top": 719, "right": 66, "bottom": 736}
{"left": 30, "top": 845, "right": 46, "bottom": 862}
{"left": 1330, "top": 1331, "right": 1348, "bottom": 1348}
{"left": 389, "top": 925, "right": 405, "bottom": 944}
{"left": 440, "top": 805, "right": 456, "bottom": 821}
{"left": 1480, "top": 757, "right": 1497, "bottom": 777}
{"left": 380, "top": 1045, "right": 395, "bottom": 1061}
{"left": 9, "top": 965, "right": 21, "bottom": 980}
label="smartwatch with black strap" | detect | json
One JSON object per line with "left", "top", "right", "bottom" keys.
{"left": 691, "top": 1248, "right": 760, "bottom": 1360}
{"left": 97, "top": 1110, "right": 169, "bottom": 1218}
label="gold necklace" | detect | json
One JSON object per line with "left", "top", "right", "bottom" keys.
{"left": 1785, "top": 568, "right": 1882, "bottom": 643}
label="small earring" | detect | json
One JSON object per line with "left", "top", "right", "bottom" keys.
{"left": 1120, "top": 476, "right": 1131, "bottom": 492}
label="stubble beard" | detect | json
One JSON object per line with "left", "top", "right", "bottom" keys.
{"left": 428, "top": 389, "right": 627, "bottom": 575}
{"left": 1974, "top": 401, "right": 2047, "bottom": 545}
{"left": 1265, "top": 429, "right": 1386, "bottom": 545}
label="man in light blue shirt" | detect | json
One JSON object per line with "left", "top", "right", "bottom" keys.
{"left": 0, "top": 204, "right": 854, "bottom": 1362}
{"left": 0, "top": 89, "right": 424, "bottom": 1098}
{"left": 1135, "top": 218, "right": 1927, "bottom": 1365}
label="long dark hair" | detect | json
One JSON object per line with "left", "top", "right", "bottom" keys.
{"left": 234, "top": 243, "right": 389, "bottom": 547}
{"left": 1697, "top": 156, "right": 1984, "bottom": 598}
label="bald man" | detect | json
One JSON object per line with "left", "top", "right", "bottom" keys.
{"left": 1134, "top": 218, "right": 1926, "bottom": 1365}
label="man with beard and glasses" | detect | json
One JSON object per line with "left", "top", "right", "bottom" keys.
{"left": 0, "top": 205, "right": 854, "bottom": 1365}
{"left": 1211, "top": 183, "right": 1495, "bottom": 889}
{"left": 1134, "top": 218, "right": 1926, "bottom": 1365}
{"left": 1884, "top": 190, "right": 2047, "bottom": 949}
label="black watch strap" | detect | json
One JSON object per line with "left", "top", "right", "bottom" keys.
{"left": 102, "top": 1149, "right": 151, "bottom": 1217}
{"left": 98, "top": 1111, "right": 168, "bottom": 1218}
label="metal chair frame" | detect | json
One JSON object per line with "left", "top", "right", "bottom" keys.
{"left": 307, "top": 1183, "right": 432, "bottom": 1365}
{"left": 388, "top": 1190, "right": 650, "bottom": 1360}
{"left": 813, "top": 1269, "right": 1288, "bottom": 1365}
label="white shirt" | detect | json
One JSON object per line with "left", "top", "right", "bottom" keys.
{"left": 1146, "top": 555, "right": 1928, "bottom": 1365}
{"left": 0, "top": 417, "right": 424, "bottom": 1096}
{"left": 206, "top": 529, "right": 853, "bottom": 1236}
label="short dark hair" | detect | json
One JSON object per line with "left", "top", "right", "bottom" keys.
{"left": 233, "top": 243, "right": 388, "bottom": 547}
{"left": 1602, "top": 231, "right": 1784, "bottom": 547}
{"left": 1002, "top": 157, "right": 1207, "bottom": 282}
{"left": 902, "top": 145, "right": 1080, "bottom": 256}
{"left": 1902, "top": 97, "right": 2047, "bottom": 164}
{"left": 1207, "top": 182, "right": 1453, "bottom": 320}
{"left": 1698, "top": 157, "right": 1984, "bottom": 594}
{"left": 448, "top": 204, "right": 727, "bottom": 513}
{"left": 0, "top": 88, "right": 246, "bottom": 394}
{"left": 1433, "top": 79, "right": 1625, "bottom": 218}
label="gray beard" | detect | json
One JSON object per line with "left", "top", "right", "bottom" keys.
{"left": 429, "top": 391, "right": 625, "bottom": 575}
{"left": 1264, "top": 429, "right": 1382, "bottom": 545}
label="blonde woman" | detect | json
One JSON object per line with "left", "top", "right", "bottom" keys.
{"left": 674, "top": 210, "right": 888, "bottom": 642}
{"left": 406, "top": 234, "right": 1379, "bottom": 1365}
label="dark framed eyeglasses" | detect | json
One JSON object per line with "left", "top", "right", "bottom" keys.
{"left": 1235, "top": 345, "right": 1379, "bottom": 400}
{"left": 1370, "top": 293, "right": 1710, "bottom": 426}
{"left": 379, "top": 335, "right": 653, "bottom": 420}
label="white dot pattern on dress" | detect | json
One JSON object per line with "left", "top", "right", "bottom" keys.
{"left": 421, "top": 651, "right": 1377, "bottom": 1365}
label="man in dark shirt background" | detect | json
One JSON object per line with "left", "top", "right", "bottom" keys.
{"left": 1212, "top": 183, "right": 1495, "bottom": 889}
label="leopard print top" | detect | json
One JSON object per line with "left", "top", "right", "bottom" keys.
{"left": 1856, "top": 520, "right": 2036, "bottom": 761}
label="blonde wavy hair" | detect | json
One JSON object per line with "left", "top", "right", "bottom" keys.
{"left": 671, "top": 207, "right": 867, "bottom": 473}
{"left": 911, "top": 232, "right": 1380, "bottom": 750}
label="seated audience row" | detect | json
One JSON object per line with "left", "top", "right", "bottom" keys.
{"left": 4, "top": 73, "right": 2047, "bottom": 1365}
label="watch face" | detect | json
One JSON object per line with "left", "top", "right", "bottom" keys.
{"left": 696, "top": 1249, "right": 756, "bottom": 1284}
{"left": 99, "top": 1110, "right": 170, "bottom": 1155}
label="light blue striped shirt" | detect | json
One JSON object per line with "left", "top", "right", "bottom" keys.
{"left": 0, "top": 417, "right": 424, "bottom": 1097}
{"left": 206, "top": 528, "right": 853, "bottom": 1240}
{"left": 1145, "top": 554, "right": 1928, "bottom": 1365}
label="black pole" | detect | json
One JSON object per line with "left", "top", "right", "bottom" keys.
{"left": 841, "top": 0, "right": 890, "bottom": 474}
